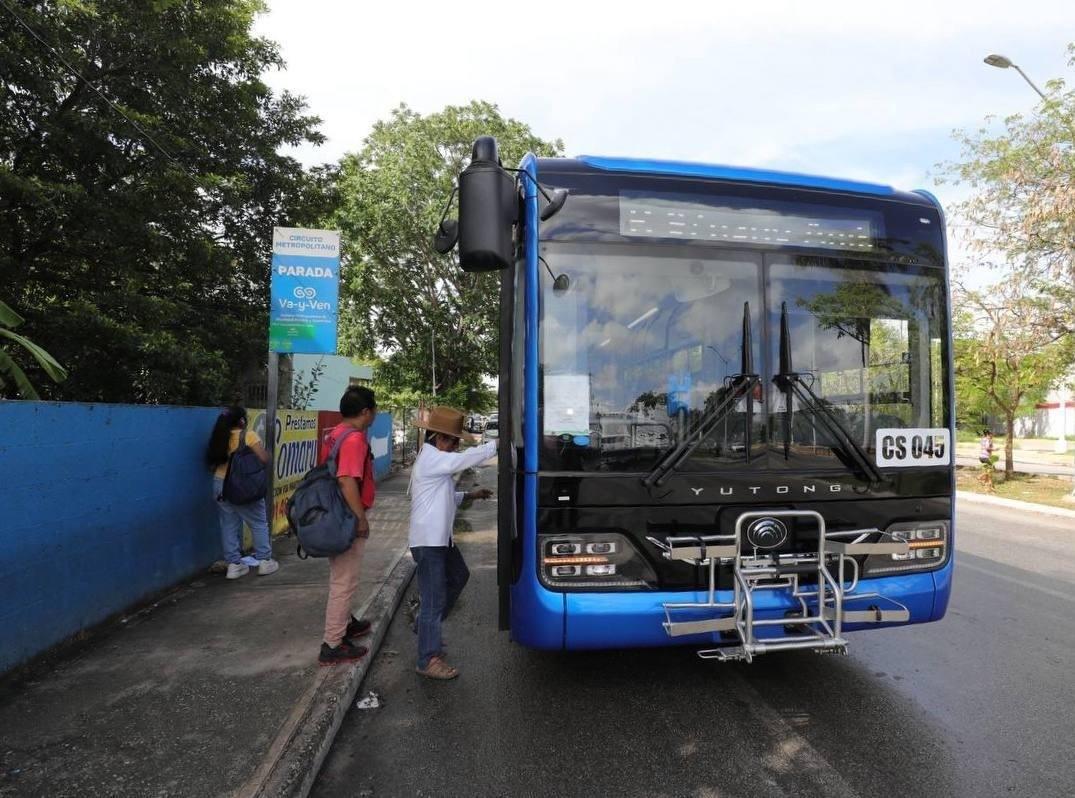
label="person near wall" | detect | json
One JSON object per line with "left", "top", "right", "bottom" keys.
{"left": 409, "top": 406, "right": 496, "bottom": 680}
{"left": 206, "top": 406, "right": 279, "bottom": 579}
{"left": 318, "top": 386, "right": 379, "bottom": 666}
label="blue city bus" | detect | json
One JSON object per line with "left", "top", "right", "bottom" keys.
{"left": 438, "top": 138, "right": 954, "bottom": 661}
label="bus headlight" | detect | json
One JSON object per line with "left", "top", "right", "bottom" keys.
{"left": 539, "top": 533, "right": 656, "bottom": 590}
{"left": 863, "top": 521, "right": 949, "bottom": 576}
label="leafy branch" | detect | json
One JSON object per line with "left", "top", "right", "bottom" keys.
{"left": 0, "top": 299, "right": 67, "bottom": 399}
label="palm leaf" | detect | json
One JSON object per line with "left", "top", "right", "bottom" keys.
{"left": 0, "top": 328, "right": 68, "bottom": 383}
{"left": 0, "top": 299, "right": 25, "bottom": 330}
{"left": 0, "top": 350, "right": 40, "bottom": 399}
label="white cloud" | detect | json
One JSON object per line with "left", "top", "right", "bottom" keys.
{"left": 254, "top": 0, "right": 1073, "bottom": 271}
{"left": 257, "top": 0, "right": 1071, "bottom": 164}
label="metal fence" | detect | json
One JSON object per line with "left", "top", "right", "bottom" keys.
{"left": 390, "top": 407, "right": 422, "bottom": 469}
{"left": 393, "top": 436, "right": 420, "bottom": 468}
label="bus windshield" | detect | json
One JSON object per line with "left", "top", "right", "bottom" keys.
{"left": 538, "top": 241, "right": 950, "bottom": 474}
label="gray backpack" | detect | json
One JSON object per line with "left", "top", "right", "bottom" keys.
{"left": 286, "top": 429, "right": 360, "bottom": 558}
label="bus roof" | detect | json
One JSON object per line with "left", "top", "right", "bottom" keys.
{"left": 536, "top": 156, "right": 938, "bottom": 208}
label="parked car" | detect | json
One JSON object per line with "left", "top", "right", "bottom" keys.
{"left": 484, "top": 418, "right": 499, "bottom": 439}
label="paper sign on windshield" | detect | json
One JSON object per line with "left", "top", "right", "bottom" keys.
{"left": 874, "top": 428, "right": 950, "bottom": 467}
{"left": 544, "top": 374, "right": 591, "bottom": 436}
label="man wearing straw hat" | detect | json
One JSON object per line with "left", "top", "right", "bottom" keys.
{"left": 409, "top": 406, "right": 495, "bottom": 680}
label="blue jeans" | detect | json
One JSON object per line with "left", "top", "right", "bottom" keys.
{"left": 213, "top": 477, "right": 272, "bottom": 563}
{"left": 411, "top": 545, "right": 470, "bottom": 668}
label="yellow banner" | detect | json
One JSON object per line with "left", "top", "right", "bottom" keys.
{"left": 249, "top": 408, "right": 320, "bottom": 536}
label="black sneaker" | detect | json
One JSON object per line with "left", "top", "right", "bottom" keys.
{"left": 318, "top": 641, "right": 368, "bottom": 666}
{"left": 345, "top": 616, "right": 372, "bottom": 639}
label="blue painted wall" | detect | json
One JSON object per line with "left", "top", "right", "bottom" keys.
{"left": 0, "top": 402, "right": 223, "bottom": 674}
{"left": 368, "top": 411, "right": 393, "bottom": 481}
{"left": 311, "top": 410, "right": 392, "bottom": 482}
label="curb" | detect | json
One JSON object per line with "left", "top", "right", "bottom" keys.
{"left": 239, "top": 548, "right": 416, "bottom": 798}
{"left": 957, "top": 490, "right": 1075, "bottom": 520}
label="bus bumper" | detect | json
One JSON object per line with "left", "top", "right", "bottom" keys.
{"left": 576, "top": 564, "right": 946, "bottom": 651}
{"left": 510, "top": 559, "right": 952, "bottom": 651}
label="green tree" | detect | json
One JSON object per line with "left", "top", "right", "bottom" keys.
{"left": 332, "top": 102, "right": 562, "bottom": 410}
{"left": 938, "top": 43, "right": 1075, "bottom": 332}
{"left": 288, "top": 356, "right": 326, "bottom": 410}
{"left": 953, "top": 279, "right": 1074, "bottom": 476}
{"left": 0, "top": 298, "right": 67, "bottom": 398}
{"left": 0, "top": 0, "right": 331, "bottom": 404}
{"left": 950, "top": 313, "right": 995, "bottom": 432}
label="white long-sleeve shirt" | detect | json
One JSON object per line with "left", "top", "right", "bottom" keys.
{"left": 408, "top": 441, "right": 497, "bottom": 548}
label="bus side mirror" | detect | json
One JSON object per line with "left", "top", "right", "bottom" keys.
{"left": 433, "top": 219, "right": 459, "bottom": 254}
{"left": 458, "top": 136, "right": 517, "bottom": 272}
{"left": 541, "top": 188, "right": 568, "bottom": 221}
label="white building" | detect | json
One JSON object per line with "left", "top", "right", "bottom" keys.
{"left": 1015, "top": 377, "right": 1075, "bottom": 442}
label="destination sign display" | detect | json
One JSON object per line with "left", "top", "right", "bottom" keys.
{"left": 620, "top": 191, "right": 881, "bottom": 252}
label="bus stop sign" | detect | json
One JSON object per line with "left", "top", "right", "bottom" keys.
{"left": 269, "top": 227, "right": 340, "bottom": 354}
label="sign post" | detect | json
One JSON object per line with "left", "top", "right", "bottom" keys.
{"left": 266, "top": 227, "right": 341, "bottom": 532}
{"left": 266, "top": 351, "right": 279, "bottom": 519}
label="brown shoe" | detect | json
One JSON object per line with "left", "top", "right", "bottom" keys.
{"left": 415, "top": 655, "right": 459, "bottom": 680}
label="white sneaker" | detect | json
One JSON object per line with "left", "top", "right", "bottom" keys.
{"left": 257, "top": 559, "right": 280, "bottom": 576}
{"left": 226, "top": 563, "right": 250, "bottom": 580}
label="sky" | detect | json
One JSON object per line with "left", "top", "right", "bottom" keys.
{"left": 253, "top": 0, "right": 1073, "bottom": 272}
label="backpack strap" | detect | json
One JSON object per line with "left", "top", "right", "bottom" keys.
{"left": 229, "top": 427, "right": 248, "bottom": 458}
{"left": 222, "top": 428, "right": 245, "bottom": 480}
{"left": 327, "top": 427, "right": 359, "bottom": 477}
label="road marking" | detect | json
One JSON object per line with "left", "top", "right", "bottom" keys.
{"left": 957, "top": 560, "right": 1075, "bottom": 603}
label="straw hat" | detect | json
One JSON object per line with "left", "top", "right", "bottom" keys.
{"left": 416, "top": 406, "right": 479, "bottom": 443}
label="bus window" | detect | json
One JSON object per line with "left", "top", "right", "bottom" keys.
{"left": 767, "top": 255, "right": 949, "bottom": 470}
{"left": 539, "top": 243, "right": 764, "bottom": 472}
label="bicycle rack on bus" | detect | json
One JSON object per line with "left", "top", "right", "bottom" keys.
{"left": 646, "top": 510, "right": 911, "bottom": 662}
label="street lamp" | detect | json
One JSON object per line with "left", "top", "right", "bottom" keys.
{"left": 706, "top": 345, "right": 731, "bottom": 382}
{"left": 431, "top": 329, "right": 437, "bottom": 398}
{"left": 983, "top": 53, "right": 1047, "bottom": 100}
{"left": 707, "top": 345, "right": 732, "bottom": 445}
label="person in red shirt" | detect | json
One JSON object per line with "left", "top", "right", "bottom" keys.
{"left": 318, "top": 386, "right": 378, "bottom": 665}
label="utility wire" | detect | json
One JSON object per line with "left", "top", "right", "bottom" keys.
{"left": 1, "top": 0, "right": 199, "bottom": 180}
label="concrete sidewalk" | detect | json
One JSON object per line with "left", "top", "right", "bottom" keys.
{"left": 954, "top": 441, "right": 1075, "bottom": 476}
{"left": 0, "top": 468, "right": 422, "bottom": 798}
{"left": 955, "top": 455, "right": 1074, "bottom": 477}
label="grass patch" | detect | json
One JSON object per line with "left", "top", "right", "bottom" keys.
{"left": 956, "top": 466, "right": 1075, "bottom": 509}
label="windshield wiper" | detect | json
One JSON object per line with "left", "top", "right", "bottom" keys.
{"left": 643, "top": 302, "right": 759, "bottom": 488}
{"left": 773, "top": 302, "right": 883, "bottom": 484}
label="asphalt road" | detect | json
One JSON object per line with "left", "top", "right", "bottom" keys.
{"left": 314, "top": 470, "right": 1075, "bottom": 798}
